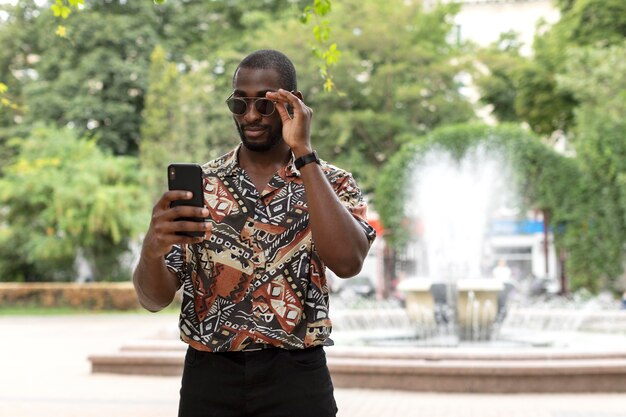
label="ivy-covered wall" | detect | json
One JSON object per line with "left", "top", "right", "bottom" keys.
{"left": 375, "top": 123, "right": 623, "bottom": 293}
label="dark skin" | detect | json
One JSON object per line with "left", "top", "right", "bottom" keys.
{"left": 133, "top": 67, "right": 370, "bottom": 312}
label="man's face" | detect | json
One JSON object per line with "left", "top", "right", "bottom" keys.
{"left": 231, "top": 67, "right": 284, "bottom": 153}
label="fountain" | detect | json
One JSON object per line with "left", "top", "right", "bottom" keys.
{"left": 396, "top": 148, "right": 510, "bottom": 342}
{"left": 319, "top": 145, "right": 626, "bottom": 392}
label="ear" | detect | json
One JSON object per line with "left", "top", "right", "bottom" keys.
{"left": 292, "top": 90, "right": 303, "bottom": 101}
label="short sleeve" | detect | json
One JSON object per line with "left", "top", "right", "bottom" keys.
{"left": 329, "top": 170, "right": 377, "bottom": 247}
{"left": 164, "top": 244, "right": 189, "bottom": 289}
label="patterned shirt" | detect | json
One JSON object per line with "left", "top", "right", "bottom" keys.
{"left": 165, "top": 146, "right": 376, "bottom": 352}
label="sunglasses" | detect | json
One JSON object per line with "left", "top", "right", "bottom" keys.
{"left": 225, "top": 93, "right": 276, "bottom": 117}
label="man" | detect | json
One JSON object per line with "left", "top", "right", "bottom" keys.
{"left": 133, "top": 49, "right": 376, "bottom": 417}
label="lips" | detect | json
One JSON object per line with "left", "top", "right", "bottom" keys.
{"left": 244, "top": 126, "right": 267, "bottom": 138}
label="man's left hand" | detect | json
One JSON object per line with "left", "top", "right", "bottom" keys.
{"left": 266, "top": 89, "right": 313, "bottom": 157}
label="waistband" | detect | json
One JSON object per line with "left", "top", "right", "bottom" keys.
{"left": 240, "top": 343, "right": 277, "bottom": 352}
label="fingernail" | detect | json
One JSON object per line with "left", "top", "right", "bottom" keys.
{"left": 202, "top": 209, "right": 209, "bottom": 216}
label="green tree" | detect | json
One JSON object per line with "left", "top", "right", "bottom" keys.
{"left": 0, "top": 1, "right": 40, "bottom": 138}
{"left": 557, "top": 43, "right": 626, "bottom": 291}
{"left": 476, "top": 0, "right": 626, "bottom": 135}
{"left": 0, "top": 1, "right": 163, "bottom": 155}
{"left": 0, "top": 0, "right": 306, "bottom": 157}
{"left": 473, "top": 32, "right": 531, "bottom": 123}
{"left": 46, "top": 0, "right": 339, "bottom": 92}
{"left": 472, "top": 0, "right": 626, "bottom": 291}
{"left": 140, "top": 45, "right": 232, "bottom": 201}
{"left": 136, "top": 0, "right": 475, "bottom": 197}
{"left": 140, "top": 45, "right": 183, "bottom": 201}
{"left": 0, "top": 126, "right": 148, "bottom": 282}
{"left": 244, "top": 0, "right": 474, "bottom": 193}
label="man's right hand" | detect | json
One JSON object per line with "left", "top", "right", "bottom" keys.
{"left": 141, "top": 190, "right": 211, "bottom": 260}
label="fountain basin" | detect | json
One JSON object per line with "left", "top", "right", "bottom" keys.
{"left": 89, "top": 338, "right": 626, "bottom": 393}
{"left": 456, "top": 278, "right": 503, "bottom": 338}
{"left": 326, "top": 345, "right": 626, "bottom": 393}
{"left": 398, "top": 277, "right": 506, "bottom": 340}
{"left": 397, "top": 278, "right": 436, "bottom": 325}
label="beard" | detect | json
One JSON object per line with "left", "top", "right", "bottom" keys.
{"left": 235, "top": 121, "right": 282, "bottom": 152}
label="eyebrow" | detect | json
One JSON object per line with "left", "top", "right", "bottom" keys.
{"left": 233, "top": 89, "right": 275, "bottom": 97}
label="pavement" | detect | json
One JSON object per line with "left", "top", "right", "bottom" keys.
{"left": 1, "top": 314, "right": 625, "bottom": 417}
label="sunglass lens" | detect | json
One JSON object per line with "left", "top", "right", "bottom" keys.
{"left": 227, "top": 98, "right": 247, "bottom": 115}
{"left": 255, "top": 99, "right": 274, "bottom": 116}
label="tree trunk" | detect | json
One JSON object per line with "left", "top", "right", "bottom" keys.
{"left": 542, "top": 209, "right": 551, "bottom": 277}
{"left": 559, "top": 247, "right": 569, "bottom": 295}
{"left": 381, "top": 243, "right": 396, "bottom": 300}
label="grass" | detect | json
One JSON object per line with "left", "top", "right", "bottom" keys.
{"left": 0, "top": 303, "right": 181, "bottom": 316}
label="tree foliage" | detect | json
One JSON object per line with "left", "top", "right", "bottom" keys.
{"left": 0, "top": 0, "right": 306, "bottom": 156}
{"left": 136, "top": 0, "right": 475, "bottom": 195}
{"left": 476, "top": 0, "right": 626, "bottom": 136}
{"left": 246, "top": 0, "right": 474, "bottom": 193}
{"left": 469, "top": 1, "right": 626, "bottom": 292}
{"left": 140, "top": 45, "right": 231, "bottom": 201}
{"left": 0, "top": 1, "right": 162, "bottom": 154}
{"left": 0, "top": 126, "right": 147, "bottom": 282}
{"left": 473, "top": 32, "right": 525, "bottom": 123}
{"left": 556, "top": 42, "right": 626, "bottom": 291}
{"left": 300, "top": 0, "right": 339, "bottom": 92}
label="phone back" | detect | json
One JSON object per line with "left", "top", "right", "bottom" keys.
{"left": 167, "top": 163, "right": 204, "bottom": 237}
{"left": 167, "top": 163, "right": 204, "bottom": 208}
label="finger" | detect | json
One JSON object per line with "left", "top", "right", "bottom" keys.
{"left": 167, "top": 220, "right": 211, "bottom": 234}
{"left": 151, "top": 208, "right": 208, "bottom": 235}
{"left": 161, "top": 206, "right": 209, "bottom": 222}
{"left": 266, "top": 90, "right": 292, "bottom": 122}
{"left": 183, "top": 235, "right": 206, "bottom": 244}
{"left": 268, "top": 90, "right": 310, "bottom": 124}
{"left": 267, "top": 89, "right": 303, "bottom": 110}
{"left": 265, "top": 88, "right": 304, "bottom": 112}
{"left": 157, "top": 190, "right": 194, "bottom": 211}
{"left": 273, "top": 99, "right": 293, "bottom": 124}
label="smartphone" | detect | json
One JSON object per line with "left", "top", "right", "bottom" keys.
{"left": 167, "top": 163, "right": 205, "bottom": 238}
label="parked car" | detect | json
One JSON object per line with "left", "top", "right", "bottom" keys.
{"left": 335, "top": 275, "right": 375, "bottom": 299}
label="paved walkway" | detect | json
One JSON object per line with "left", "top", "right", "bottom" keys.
{"left": 1, "top": 314, "right": 625, "bottom": 417}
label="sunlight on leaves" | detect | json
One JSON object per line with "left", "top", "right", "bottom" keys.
{"left": 51, "top": 3, "right": 71, "bottom": 19}
{"left": 55, "top": 25, "right": 67, "bottom": 38}
{"left": 302, "top": 0, "right": 340, "bottom": 92}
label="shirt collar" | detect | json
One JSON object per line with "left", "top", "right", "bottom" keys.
{"left": 218, "top": 146, "right": 241, "bottom": 177}
{"left": 284, "top": 153, "right": 300, "bottom": 178}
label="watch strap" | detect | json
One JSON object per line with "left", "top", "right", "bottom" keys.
{"left": 294, "top": 151, "right": 320, "bottom": 170}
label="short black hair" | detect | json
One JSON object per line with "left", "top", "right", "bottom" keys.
{"left": 233, "top": 49, "right": 297, "bottom": 92}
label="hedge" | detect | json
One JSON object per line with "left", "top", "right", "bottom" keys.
{"left": 0, "top": 282, "right": 141, "bottom": 310}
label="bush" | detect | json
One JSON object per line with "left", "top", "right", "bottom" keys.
{"left": 0, "top": 282, "right": 141, "bottom": 310}
{"left": 0, "top": 126, "right": 149, "bottom": 282}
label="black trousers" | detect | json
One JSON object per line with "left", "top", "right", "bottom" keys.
{"left": 178, "top": 345, "right": 338, "bottom": 417}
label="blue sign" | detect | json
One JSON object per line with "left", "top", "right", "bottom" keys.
{"left": 489, "top": 219, "right": 545, "bottom": 235}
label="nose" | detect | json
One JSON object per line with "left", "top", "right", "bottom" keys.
{"left": 243, "top": 101, "right": 262, "bottom": 124}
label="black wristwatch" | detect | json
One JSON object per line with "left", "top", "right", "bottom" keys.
{"left": 294, "top": 150, "right": 320, "bottom": 170}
